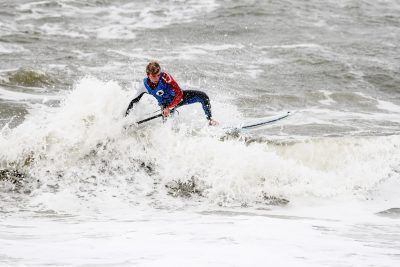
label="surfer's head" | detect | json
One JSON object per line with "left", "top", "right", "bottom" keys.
{"left": 146, "top": 61, "right": 161, "bottom": 83}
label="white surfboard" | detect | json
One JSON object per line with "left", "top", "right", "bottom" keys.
{"left": 225, "top": 111, "right": 292, "bottom": 131}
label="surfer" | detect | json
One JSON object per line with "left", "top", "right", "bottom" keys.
{"left": 125, "top": 61, "right": 218, "bottom": 126}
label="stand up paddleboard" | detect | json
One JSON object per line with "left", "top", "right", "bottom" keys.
{"left": 225, "top": 111, "right": 292, "bottom": 131}
{"left": 131, "top": 111, "right": 293, "bottom": 130}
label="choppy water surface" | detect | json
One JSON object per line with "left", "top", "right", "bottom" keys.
{"left": 1, "top": 0, "right": 400, "bottom": 266}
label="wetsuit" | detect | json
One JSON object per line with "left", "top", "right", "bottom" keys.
{"left": 125, "top": 72, "right": 213, "bottom": 120}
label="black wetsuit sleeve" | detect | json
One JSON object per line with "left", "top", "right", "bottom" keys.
{"left": 125, "top": 92, "right": 146, "bottom": 116}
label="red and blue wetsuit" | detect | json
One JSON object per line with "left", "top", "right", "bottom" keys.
{"left": 125, "top": 72, "right": 213, "bottom": 120}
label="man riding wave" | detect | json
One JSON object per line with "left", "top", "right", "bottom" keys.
{"left": 125, "top": 61, "right": 218, "bottom": 126}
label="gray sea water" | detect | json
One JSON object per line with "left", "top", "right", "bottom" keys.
{"left": 1, "top": 0, "right": 400, "bottom": 266}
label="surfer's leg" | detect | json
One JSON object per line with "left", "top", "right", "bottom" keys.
{"left": 177, "top": 90, "right": 212, "bottom": 120}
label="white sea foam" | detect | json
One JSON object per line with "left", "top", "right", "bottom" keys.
{"left": 14, "top": 0, "right": 219, "bottom": 39}
{"left": 190, "top": 44, "right": 245, "bottom": 51}
{"left": 0, "top": 20, "right": 18, "bottom": 37}
{"left": 355, "top": 92, "right": 400, "bottom": 113}
{"left": 157, "top": 44, "right": 246, "bottom": 61}
{"left": 0, "top": 87, "right": 62, "bottom": 102}
{"left": 0, "top": 43, "right": 28, "bottom": 54}
{"left": 264, "top": 43, "right": 324, "bottom": 49}
{"left": 2, "top": 205, "right": 399, "bottom": 267}
{"left": 318, "top": 90, "right": 336, "bottom": 106}
{"left": 246, "top": 66, "right": 263, "bottom": 79}
{"left": 376, "top": 99, "right": 400, "bottom": 113}
{"left": 1, "top": 77, "right": 399, "bottom": 215}
{"left": 38, "top": 23, "right": 89, "bottom": 38}
{"left": 291, "top": 107, "right": 400, "bottom": 132}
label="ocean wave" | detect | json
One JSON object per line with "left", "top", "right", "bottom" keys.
{"left": 0, "top": 43, "right": 28, "bottom": 54}
{"left": 3, "top": 68, "right": 55, "bottom": 88}
{"left": 1, "top": 77, "right": 399, "bottom": 213}
{"left": 10, "top": 0, "right": 219, "bottom": 40}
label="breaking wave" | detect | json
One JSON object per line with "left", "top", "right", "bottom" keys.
{"left": 1, "top": 77, "right": 399, "bottom": 213}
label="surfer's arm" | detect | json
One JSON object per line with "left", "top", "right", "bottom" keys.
{"left": 125, "top": 87, "right": 147, "bottom": 116}
{"left": 163, "top": 72, "right": 183, "bottom": 110}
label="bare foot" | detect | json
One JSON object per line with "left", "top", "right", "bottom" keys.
{"left": 208, "top": 119, "right": 219, "bottom": 126}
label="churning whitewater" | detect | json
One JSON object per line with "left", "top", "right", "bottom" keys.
{"left": 1, "top": 0, "right": 400, "bottom": 266}
{"left": 1, "top": 77, "right": 399, "bottom": 212}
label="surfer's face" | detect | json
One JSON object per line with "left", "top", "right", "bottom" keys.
{"left": 148, "top": 71, "right": 161, "bottom": 83}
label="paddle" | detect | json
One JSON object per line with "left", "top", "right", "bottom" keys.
{"left": 136, "top": 113, "right": 163, "bottom": 124}
{"left": 134, "top": 106, "right": 182, "bottom": 125}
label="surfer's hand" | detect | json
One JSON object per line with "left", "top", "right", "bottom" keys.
{"left": 162, "top": 108, "right": 170, "bottom": 117}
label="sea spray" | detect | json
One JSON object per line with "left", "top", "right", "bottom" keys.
{"left": 1, "top": 77, "right": 400, "bottom": 213}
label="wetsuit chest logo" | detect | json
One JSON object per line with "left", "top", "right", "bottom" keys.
{"left": 156, "top": 90, "right": 164, "bottom": 96}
